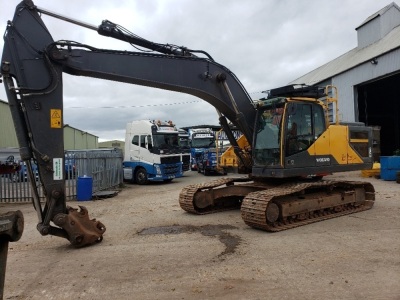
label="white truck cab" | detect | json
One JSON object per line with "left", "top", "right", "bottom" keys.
{"left": 123, "top": 120, "right": 183, "bottom": 184}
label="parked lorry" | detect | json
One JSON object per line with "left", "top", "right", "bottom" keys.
{"left": 178, "top": 129, "right": 190, "bottom": 147}
{"left": 196, "top": 148, "right": 226, "bottom": 175}
{"left": 188, "top": 128, "right": 216, "bottom": 170}
{"left": 178, "top": 129, "right": 191, "bottom": 172}
{"left": 123, "top": 120, "right": 183, "bottom": 184}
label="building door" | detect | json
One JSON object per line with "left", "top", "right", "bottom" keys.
{"left": 357, "top": 72, "right": 400, "bottom": 157}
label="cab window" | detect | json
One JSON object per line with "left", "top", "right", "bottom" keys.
{"left": 140, "top": 135, "right": 146, "bottom": 148}
{"left": 132, "top": 135, "right": 139, "bottom": 146}
{"left": 313, "top": 104, "right": 325, "bottom": 138}
{"left": 147, "top": 135, "right": 153, "bottom": 150}
{"left": 286, "top": 102, "right": 326, "bottom": 156}
{"left": 286, "top": 103, "right": 312, "bottom": 156}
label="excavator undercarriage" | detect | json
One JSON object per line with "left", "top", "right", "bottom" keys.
{"left": 179, "top": 177, "right": 375, "bottom": 231}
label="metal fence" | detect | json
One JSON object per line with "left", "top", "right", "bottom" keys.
{"left": 0, "top": 148, "right": 123, "bottom": 203}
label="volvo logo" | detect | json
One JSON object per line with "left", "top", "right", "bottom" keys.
{"left": 316, "top": 157, "right": 330, "bottom": 163}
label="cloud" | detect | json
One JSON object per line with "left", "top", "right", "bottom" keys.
{"left": 0, "top": 0, "right": 387, "bottom": 141}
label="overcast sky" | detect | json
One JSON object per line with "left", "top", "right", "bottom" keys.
{"left": 0, "top": 0, "right": 388, "bottom": 141}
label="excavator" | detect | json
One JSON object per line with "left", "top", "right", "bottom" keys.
{"left": 1, "top": 0, "right": 375, "bottom": 276}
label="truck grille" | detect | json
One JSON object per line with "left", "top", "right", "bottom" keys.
{"left": 182, "top": 154, "right": 190, "bottom": 171}
{"left": 160, "top": 156, "right": 180, "bottom": 164}
{"left": 164, "top": 164, "right": 180, "bottom": 175}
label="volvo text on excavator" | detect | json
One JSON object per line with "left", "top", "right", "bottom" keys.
{"left": 1, "top": 0, "right": 375, "bottom": 251}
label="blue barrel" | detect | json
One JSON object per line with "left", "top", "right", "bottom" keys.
{"left": 77, "top": 176, "right": 93, "bottom": 201}
{"left": 380, "top": 156, "right": 400, "bottom": 181}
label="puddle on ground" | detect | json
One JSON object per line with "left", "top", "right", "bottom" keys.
{"left": 138, "top": 224, "right": 241, "bottom": 258}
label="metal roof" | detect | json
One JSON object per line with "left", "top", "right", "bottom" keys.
{"left": 290, "top": 24, "right": 400, "bottom": 85}
{"left": 356, "top": 2, "right": 398, "bottom": 30}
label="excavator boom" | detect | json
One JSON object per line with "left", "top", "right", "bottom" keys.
{"left": 1, "top": 0, "right": 256, "bottom": 247}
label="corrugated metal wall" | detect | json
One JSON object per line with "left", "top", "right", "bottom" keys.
{"left": 357, "top": 17, "right": 381, "bottom": 49}
{"left": 357, "top": 5, "right": 400, "bottom": 49}
{"left": 0, "top": 100, "right": 18, "bottom": 148}
{"left": 381, "top": 8, "right": 400, "bottom": 40}
{"left": 332, "top": 48, "right": 400, "bottom": 122}
{"left": 64, "top": 125, "right": 98, "bottom": 150}
{"left": 0, "top": 100, "right": 98, "bottom": 150}
{"left": 99, "top": 140, "right": 125, "bottom": 156}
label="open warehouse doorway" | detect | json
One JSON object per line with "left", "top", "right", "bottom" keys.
{"left": 357, "top": 72, "right": 400, "bottom": 157}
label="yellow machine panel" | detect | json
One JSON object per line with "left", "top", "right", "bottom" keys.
{"left": 308, "top": 125, "right": 364, "bottom": 165}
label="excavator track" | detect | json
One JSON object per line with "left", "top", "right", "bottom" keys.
{"left": 241, "top": 180, "right": 375, "bottom": 232}
{"left": 179, "top": 178, "right": 375, "bottom": 232}
{"left": 179, "top": 177, "right": 255, "bottom": 214}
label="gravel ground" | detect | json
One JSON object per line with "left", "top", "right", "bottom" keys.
{"left": 1, "top": 171, "right": 400, "bottom": 300}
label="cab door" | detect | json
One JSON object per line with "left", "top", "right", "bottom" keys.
{"left": 284, "top": 103, "right": 315, "bottom": 168}
{"left": 309, "top": 103, "right": 330, "bottom": 167}
{"left": 139, "top": 135, "right": 152, "bottom": 163}
{"left": 130, "top": 135, "right": 140, "bottom": 161}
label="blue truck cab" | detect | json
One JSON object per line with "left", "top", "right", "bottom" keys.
{"left": 188, "top": 128, "right": 216, "bottom": 171}
{"left": 196, "top": 148, "right": 227, "bottom": 175}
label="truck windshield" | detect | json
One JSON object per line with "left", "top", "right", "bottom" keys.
{"left": 153, "top": 133, "right": 179, "bottom": 149}
{"left": 179, "top": 139, "right": 190, "bottom": 147}
{"left": 253, "top": 106, "right": 283, "bottom": 166}
{"left": 191, "top": 138, "right": 216, "bottom": 148}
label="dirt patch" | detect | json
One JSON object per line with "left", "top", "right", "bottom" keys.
{"left": 138, "top": 224, "right": 241, "bottom": 259}
{"left": 2, "top": 171, "right": 400, "bottom": 299}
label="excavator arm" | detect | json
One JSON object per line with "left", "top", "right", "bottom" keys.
{"left": 1, "top": 0, "right": 256, "bottom": 246}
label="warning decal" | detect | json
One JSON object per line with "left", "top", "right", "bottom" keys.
{"left": 53, "top": 158, "right": 63, "bottom": 180}
{"left": 50, "top": 109, "right": 62, "bottom": 128}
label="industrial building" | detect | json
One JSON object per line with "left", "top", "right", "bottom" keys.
{"left": 63, "top": 124, "right": 98, "bottom": 150}
{"left": 0, "top": 99, "right": 18, "bottom": 148}
{"left": 99, "top": 140, "right": 125, "bottom": 156}
{"left": 0, "top": 99, "right": 98, "bottom": 150}
{"left": 290, "top": 2, "right": 400, "bottom": 156}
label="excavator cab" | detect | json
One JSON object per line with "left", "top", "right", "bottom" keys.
{"left": 253, "top": 97, "right": 327, "bottom": 167}
{"left": 253, "top": 90, "right": 373, "bottom": 179}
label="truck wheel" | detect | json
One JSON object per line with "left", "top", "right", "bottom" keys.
{"left": 135, "top": 168, "right": 148, "bottom": 185}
